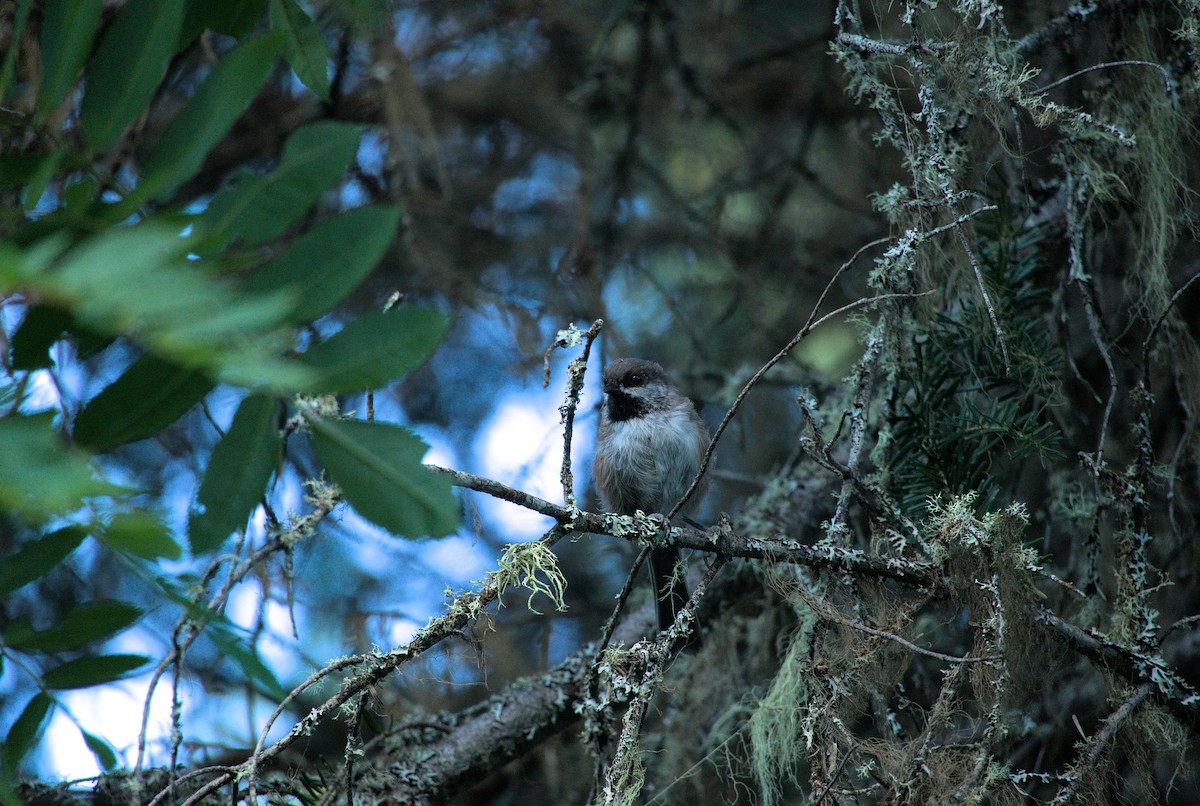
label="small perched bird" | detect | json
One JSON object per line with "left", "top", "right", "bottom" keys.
{"left": 593, "top": 357, "right": 711, "bottom": 634}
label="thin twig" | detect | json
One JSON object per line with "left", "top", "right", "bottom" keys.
{"left": 820, "top": 608, "right": 994, "bottom": 664}
{"left": 1066, "top": 174, "right": 1116, "bottom": 467}
{"left": 544, "top": 319, "right": 603, "bottom": 506}
{"left": 1034, "top": 607, "right": 1200, "bottom": 734}
{"left": 145, "top": 767, "right": 237, "bottom": 806}
{"left": 135, "top": 494, "right": 339, "bottom": 783}
{"left": 809, "top": 236, "right": 893, "bottom": 326}
{"left": 836, "top": 31, "right": 955, "bottom": 56}
{"left": 811, "top": 741, "right": 859, "bottom": 806}
{"left": 601, "top": 557, "right": 728, "bottom": 802}
{"left": 1140, "top": 270, "right": 1200, "bottom": 380}
{"left": 1049, "top": 684, "right": 1152, "bottom": 805}
{"left": 181, "top": 577, "right": 507, "bottom": 806}
{"left": 582, "top": 543, "right": 655, "bottom": 780}
{"left": 830, "top": 328, "right": 882, "bottom": 537}
{"left": 1035, "top": 60, "right": 1172, "bottom": 96}
{"left": 1162, "top": 613, "right": 1200, "bottom": 641}
{"left": 343, "top": 692, "right": 369, "bottom": 805}
{"left": 667, "top": 289, "right": 932, "bottom": 520}
{"left": 953, "top": 220, "right": 1011, "bottom": 374}
{"left": 595, "top": 545, "right": 653, "bottom": 660}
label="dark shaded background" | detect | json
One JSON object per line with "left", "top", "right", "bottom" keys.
{"left": 5, "top": 0, "right": 1200, "bottom": 802}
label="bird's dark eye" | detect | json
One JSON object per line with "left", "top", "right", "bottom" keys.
{"left": 628, "top": 373, "right": 643, "bottom": 386}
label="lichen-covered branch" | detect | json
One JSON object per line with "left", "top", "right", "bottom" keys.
{"left": 429, "top": 465, "right": 940, "bottom": 588}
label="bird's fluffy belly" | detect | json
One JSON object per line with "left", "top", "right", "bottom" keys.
{"left": 597, "top": 408, "right": 700, "bottom": 514}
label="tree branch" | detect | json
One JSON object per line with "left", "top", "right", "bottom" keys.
{"left": 1033, "top": 607, "right": 1200, "bottom": 736}
{"left": 428, "top": 465, "right": 941, "bottom": 588}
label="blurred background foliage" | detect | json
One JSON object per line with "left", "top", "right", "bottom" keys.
{"left": 1, "top": 0, "right": 1200, "bottom": 803}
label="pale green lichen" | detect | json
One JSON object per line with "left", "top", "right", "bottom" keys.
{"left": 552, "top": 322, "right": 588, "bottom": 349}
{"left": 748, "top": 600, "right": 819, "bottom": 806}
{"left": 603, "top": 511, "right": 672, "bottom": 547}
{"left": 294, "top": 393, "right": 340, "bottom": 419}
{"left": 486, "top": 541, "right": 567, "bottom": 614}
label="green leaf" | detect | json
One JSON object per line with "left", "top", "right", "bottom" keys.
{"left": 20, "top": 149, "right": 66, "bottom": 211}
{"left": 100, "top": 512, "right": 182, "bottom": 561}
{"left": 198, "top": 120, "right": 362, "bottom": 246}
{"left": 308, "top": 416, "right": 459, "bottom": 537}
{"left": 7, "top": 233, "right": 70, "bottom": 277}
{"left": 37, "top": 0, "right": 105, "bottom": 118}
{"left": 0, "top": 526, "right": 87, "bottom": 596}
{"left": 183, "top": 0, "right": 266, "bottom": 38}
{"left": 17, "top": 223, "right": 298, "bottom": 383}
{"left": 45, "top": 220, "right": 190, "bottom": 293}
{"left": 300, "top": 307, "right": 447, "bottom": 394}
{"left": 269, "top": 0, "right": 330, "bottom": 101}
{"left": 9, "top": 305, "right": 114, "bottom": 370}
{"left": 3, "top": 602, "right": 143, "bottom": 653}
{"left": 0, "top": 694, "right": 54, "bottom": 775}
{"left": 205, "top": 617, "right": 287, "bottom": 701}
{"left": 242, "top": 204, "right": 402, "bottom": 323}
{"left": 0, "top": 0, "right": 34, "bottom": 105}
{"left": 74, "top": 355, "right": 213, "bottom": 452}
{"left": 138, "top": 34, "right": 281, "bottom": 203}
{"left": 62, "top": 175, "right": 100, "bottom": 215}
{"left": 81, "top": 0, "right": 187, "bottom": 150}
{"left": 0, "top": 416, "right": 124, "bottom": 519}
{"left": 9, "top": 305, "right": 69, "bottom": 370}
{"left": 189, "top": 395, "right": 281, "bottom": 555}
{"left": 43, "top": 654, "right": 150, "bottom": 690}
{"left": 0, "top": 153, "right": 48, "bottom": 190}
{"left": 80, "top": 729, "right": 118, "bottom": 772}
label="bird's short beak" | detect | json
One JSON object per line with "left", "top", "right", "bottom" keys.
{"left": 604, "top": 384, "right": 620, "bottom": 396}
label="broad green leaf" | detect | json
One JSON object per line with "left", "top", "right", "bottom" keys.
{"left": 9, "top": 304, "right": 69, "bottom": 370}
{"left": 9, "top": 306, "right": 112, "bottom": 369}
{"left": 0, "top": 526, "right": 87, "bottom": 596}
{"left": 300, "top": 307, "right": 447, "bottom": 394}
{"left": 62, "top": 175, "right": 100, "bottom": 214}
{"left": 0, "top": 242, "right": 21, "bottom": 285}
{"left": 188, "top": 395, "right": 281, "bottom": 555}
{"left": 80, "top": 729, "right": 118, "bottom": 772}
{"left": 138, "top": 34, "right": 281, "bottom": 203}
{"left": 0, "top": 694, "right": 53, "bottom": 775}
{"left": 43, "top": 654, "right": 150, "bottom": 690}
{"left": 37, "top": 0, "right": 105, "bottom": 118}
{"left": 183, "top": 0, "right": 266, "bottom": 39}
{"left": 3, "top": 602, "right": 143, "bottom": 653}
{"left": 1, "top": 233, "right": 68, "bottom": 283}
{"left": 81, "top": 0, "right": 187, "bottom": 150}
{"left": 208, "top": 346, "right": 316, "bottom": 393}
{"left": 21, "top": 149, "right": 66, "bottom": 211}
{"left": 149, "top": 287, "right": 294, "bottom": 356}
{"left": 308, "top": 416, "right": 459, "bottom": 537}
{"left": 269, "top": 0, "right": 330, "bottom": 101}
{"left": 0, "top": 0, "right": 33, "bottom": 105}
{"left": 198, "top": 121, "right": 362, "bottom": 246}
{"left": 47, "top": 222, "right": 190, "bottom": 293}
{"left": 100, "top": 512, "right": 182, "bottom": 561}
{"left": 74, "top": 355, "right": 213, "bottom": 452}
{"left": 0, "top": 153, "right": 47, "bottom": 189}
{"left": 242, "top": 204, "right": 402, "bottom": 323}
{"left": 23, "top": 223, "right": 297, "bottom": 380}
{"left": 0, "top": 416, "right": 123, "bottom": 519}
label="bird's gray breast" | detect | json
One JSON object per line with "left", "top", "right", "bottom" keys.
{"left": 597, "top": 407, "right": 702, "bottom": 514}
